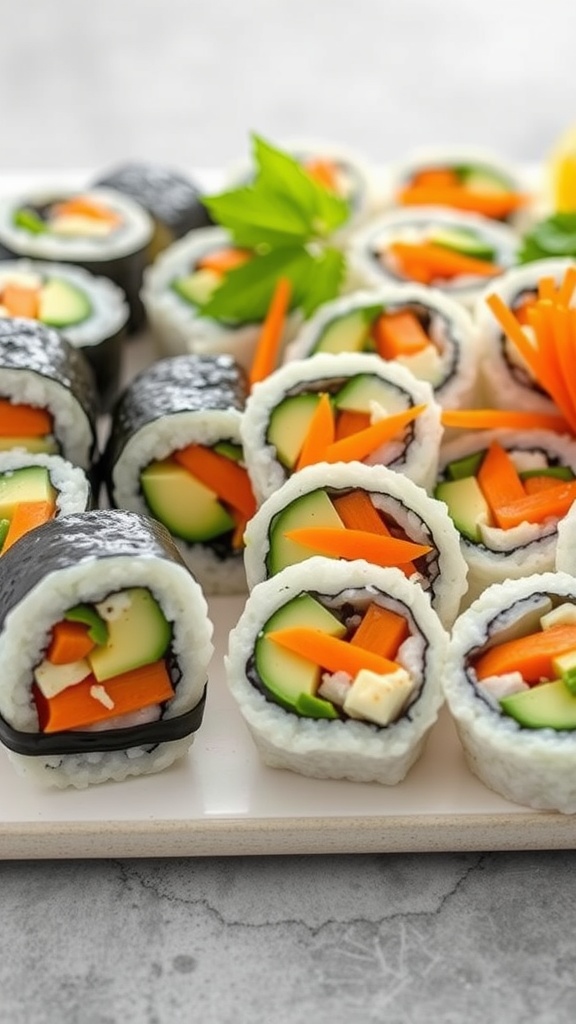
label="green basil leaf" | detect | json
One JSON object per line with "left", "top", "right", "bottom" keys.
{"left": 518, "top": 213, "right": 576, "bottom": 263}
{"left": 198, "top": 247, "right": 311, "bottom": 323}
{"left": 298, "top": 247, "right": 346, "bottom": 317}
{"left": 203, "top": 185, "right": 312, "bottom": 248}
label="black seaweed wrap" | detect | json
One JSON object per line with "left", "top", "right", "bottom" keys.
{"left": 93, "top": 161, "right": 213, "bottom": 237}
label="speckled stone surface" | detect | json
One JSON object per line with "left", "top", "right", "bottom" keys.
{"left": 1, "top": 2, "right": 576, "bottom": 1021}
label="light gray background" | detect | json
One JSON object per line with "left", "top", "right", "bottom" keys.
{"left": 2, "top": 3, "right": 576, "bottom": 1022}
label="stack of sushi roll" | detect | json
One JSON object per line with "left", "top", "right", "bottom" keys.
{"left": 104, "top": 353, "right": 255, "bottom": 594}
{"left": 225, "top": 558, "right": 448, "bottom": 784}
{"left": 241, "top": 352, "right": 443, "bottom": 500}
{"left": 285, "top": 284, "right": 481, "bottom": 409}
{"left": 0, "top": 509, "right": 213, "bottom": 788}
{"left": 0, "top": 450, "right": 91, "bottom": 556}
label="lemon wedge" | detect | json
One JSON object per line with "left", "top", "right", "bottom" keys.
{"left": 549, "top": 126, "right": 576, "bottom": 212}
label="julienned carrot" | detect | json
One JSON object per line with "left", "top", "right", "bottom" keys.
{"left": 249, "top": 277, "right": 292, "bottom": 388}
{"left": 331, "top": 491, "right": 417, "bottom": 577}
{"left": 350, "top": 603, "right": 409, "bottom": 661}
{"left": 47, "top": 621, "right": 96, "bottom": 666}
{"left": 197, "top": 247, "right": 252, "bottom": 275}
{"left": 321, "top": 404, "right": 425, "bottom": 464}
{"left": 267, "top": 627, "right": 400, "bottom": 678}
{"left": 372, "top": 311, "right": 430, "bottom": 360}
{"left": 476, "top": 441, "right": 525, "bottom": 526}
{"left": 0, "top": 398, "right": 53, "bottom": 437}
{"left": 473, "top": 623, "right": 576, "bottom": 683}
{"left": 231, "top": 509, "right": 248, "bottom": 551}
{"left": 411, "top": 169, "right": 460, "bottom": 189}
{"left": 2, "top": 501, "right": 55, "bottom": 552}
{"left": 52, "top": 196, "right": 121, "bottom": 224}
{"left": 173, "top": 444, "right": 256, "bottom": 519}
{"left": 304, "top": 158, "right": 340, "bottom": 192}
{"left": 538, "top": 276, "right": 557, "bottom": 302}
{"left": 558, "top": 266, "right": 576, "bottom": 306}
{"left": 334, "top": 410, "right": 371, "bottom": 440}
{"left": 440, "top": 409, "right": 571, "bottom": 434}
{"left": 485, "top": 293, "right": 544, "bottom": 382}
{"left": 283, "top": 527, "right": 431, "bottom": 566}
{"left": 513, "top": 295, "right": 536, "bottom": 326}
{"left": 390, "top": 241, "right": 501, "bottom": 282}
{"left": 492, "top": 480, "right": 576, "bottom": 530}
{"left": 35, "top": 659, "right": 174, "bottom": 733}
{"left": 295, "top": 393, "right": 335, "bottom": 470}
{"left": 526, "top": 302, "right": 576, "bottom": 430}
{"left": 1, "top": 283, "right": 40, "bottom": 318}
{"left": 522, "top": 475, "right": 564, "bottom": 495}
{"left": 397, "top": 186, "right": 526, "bottom": 218}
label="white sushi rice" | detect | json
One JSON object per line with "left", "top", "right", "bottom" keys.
{"left": 0, "top": 450, "right": 90, "bottom": 514}
{"left": 474, "top": 257, "right": 576, "bottom": 413}
{"left": 110, "top": 408, "right": 247, "bottom": 594}
{"left": 555, "top": 501, "right": 576, "bottom": 574}
{"left": 284, "top": 284, "right": 481, "bottom": 409}
{"left": 240, "top": 352, "right": 443, "bottom": 501}
{"left": 0, "top": 552, "right": 214, "bottom": 788}
{"left": 243, "top": 461, "right": 468, "bottom": 626}
{"left": 1, "top": 367, "right": 95, "bottom": 469}
{"left": 444, "top": 572, "right": 576, "bottom": 813}
{"left": 225, "top": 558, "right": 447, "bottom": 785}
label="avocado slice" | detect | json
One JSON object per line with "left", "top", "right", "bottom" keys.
{"left": 0, "top": 466, "right": 56, "bottom": 520}
{"left": 444, "top": 451, "right": 485, "bottom": 481}
{"left": 255, "top": 593, "right": 346, "bottom": 713}
{"left": 267, "top": 488, "right": 344, "bottom": 575}
{"left": 333, "top": 374, "right": 404, "bottom": 415}
{"left": 295, "top": 692, "right": 339, "bottom": 719}
{"left": 500, "top": 678, "right": 576, "bottom": 730}
{"left": 65, "top": 604, "right": 108, "bottom": 646}
{"left": 213, "top": 441, "right": 243, "bottom": 463}
{"left": 172, "top": 268, "right": 221, "bottom": 307}
{"left": 140, "top": 459, "right": 234, "bottom": 542}
{"left": 13, "top": 208, "right": 46, "bottom": 234}
{"left": 434, "top": 476, "right": 491, "bottom": 542}
{"left": 87, "top": 587, "right": 171, "bottom": 683}
{"left": 312, "top": 307, "right": 380, "bottom": 355}
{"left": 457, "top": 165, "right": 511, "bottom": 193}
{"left": 519, "top": 466, "right": 575, "bottom": 483}
{"left": 38, "top": 278, "right": 92, "bottom": 328}
{"left": 267, "top": 393, "right": 321, "bottom": 469}
{"left": 0, "top": 436, "right": 58, "bottom": 454}
{"left": 429, "top": 227, "right": 495, "bottom": 262}
{"left": 0, "top": 518, "right": 9, "bottom": 549}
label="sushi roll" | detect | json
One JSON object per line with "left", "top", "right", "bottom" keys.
{"left": 0, "top": 509, "right": 213, "bottom": 789}
{"left": 285, "top": 284, "right": 480, "bottom": 409}
{"left": 0, "top": 450, "right": 91, "bottom": 556}
{"left": 243, "top": 462, "right": 468, "bottom": 627}
{"left": 444, "top": 571, "right": 576, "bottom": 812}
{"left": 555, "top": 501, "right": 576, "bottom": 575}
{"left": 241, "top": 352, "right": 443, "bottom": 501}
{"left": 225, "top": 558, "right": 448, "bottom": 784}
{"left": 434, "top": 429, "right": 576, "bottom": 605}
{"left": 0, "top": 318, "right": 98, "bottom": 470}
{"left": 104, "top": 353, "right": 254, "bottom": 594}
{"left": 141, "top": 227, "right": 300, "bottom": 366}
{"left": 347, "top": 208, "right": 518, "bottom": 308}
{"left": 0, "top": 260, "right": 129, "bottom": 410}
{"left": 0, "top": 187, "right": 153, "bottom": 331}
{"left": 93, "top": 160, "right": 213, "bottom": 258}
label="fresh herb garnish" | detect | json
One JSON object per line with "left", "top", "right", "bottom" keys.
{"left": 518, "top": 213, "right": 576, "bottom": 263}
{"left": 199, "top": 135, "right": 350, "bottom": 321}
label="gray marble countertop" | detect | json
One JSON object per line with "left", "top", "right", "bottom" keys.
{"left": 1, "top": 2, "right": 576, "bottom": 1021}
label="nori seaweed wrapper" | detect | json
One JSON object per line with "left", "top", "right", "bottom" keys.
{"left": 93, "top": 161, "right": 213, "bottom": 239}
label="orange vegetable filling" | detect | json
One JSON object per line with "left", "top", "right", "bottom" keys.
{"left": 0, "top": 398, "right": 54, "bottom": 437}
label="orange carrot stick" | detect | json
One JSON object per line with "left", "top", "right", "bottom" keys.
{"left": 538, "top": 276, "right": 558, "bottom": 302}
{"left": 473, "top": 623, "right": 576, "bottom": 683}
{"left": 173, "top": 444, "right": 256, "bottom": 519}
{"left": 267, "top": 627, "right": 400, "bottom": 678}
{"left": 52, "top": 196, "right": 121, "bottom": 225}
{"left": 440, "top": 409, "right": 571, "bottom": 434}
{"left": 485, "top": 293, "right": 544, "bottom": 382}
{"left": 35, "top": 659, "right": 174, "bottom": 733}
{"left": 2, "top": 283, "right": 40, "bottom": 318}
{"left": 397, "top": 186, "right": 527, "bottom": 219}
{"left": 295, "top": 393, "right": 335, "bottom": 470}
{"left": 321, "top": 404, "right": 425, "bottom": 464}
{"left": 350, "top": 603, "right": 409, "bottom": 661}
{"left": 249, "top": 276, "right": 292, "bottom": 388}
{"left": 304, "top": 158, "right": 340, "bottom": 192}
{"left": 513, "top": 295, "right": 537, "bottom": 326}
{"left": 476, "top": 441, "right": 525, "bottom": 526}
{"left": 522, "top": 475, "right": 566, "bottom": 495}
{"left": 526, "top": 302, "right": 576, "bottom": 429}
{"left": 410, "top": 169, "right": 460, "bottom": 189}
{"left": 47, "top": 621, "right": 96, "bottom": 666}
{"left": 231, "top": 509, "right": 248, "bottom": 551}
{"left": 558, "top": 266, "right": 576, "bottom": 306}
{"left": 390, "top": 241, "right": 501, "bottom": 282}
{"left": 197, "top": 247, "right": 252, "bottom": 275}
{"left": 332, "top": 491, "right": 391, "bottom": 534}
{"left": 550, "top": 304, "right": 576, "bottom": 421}
{"left": 0, "top": 398, "right": 53, "bottom": 437}
{"left": 334, "top": 410, "right": 371, "bottom": 440}
{"left": 283, "top": 527, "right": 431, "bottom": 566}
{"left": 491, "top": 480, "right": 576, "bottom": 530}
{"left": 372, "top": 310, "right": 430, "bottom": 359}
{"left": 2, "top": 500, "right": 55, "bottom": 552}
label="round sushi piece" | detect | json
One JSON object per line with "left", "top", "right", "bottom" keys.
{"left": 434, "top": 429, "right": 576, "bottom": 606}
{"left": 141, "top": 227, "right": 300, "bottom": 366}
{"left": 285, "top": 284, "right": 480, "bottom": 409}
{"left": 0, "top": 187, "right": 153, "bottom": 331}
{"left": 475, "top": 258, "right": 576, "bottom": 415}
{"left": 0, "top": 260, "right": 129, "bottom": 410}
{"left": 225, "top": 558, "right": 448, "bottom": 784}
{"left": 444, "top": 571, "right": 576, "bottom": 812}
{"left": 555, "top": 501, "right": 576, "bottom": 575}
{"left": 243, "top": 462, "right": 468, "bottom": 627}
{"left": 241, "top": 352, "right": 443, "bottom": 501}
{"left": 0, "top": 318, "right": 98, "bottom": 470}
{"left": 93, "top": 160, "right": 213, "bottom": 258}
{"left": 104, "top": 353, "right": 253, "bottom": 594}
{"left": 387, "top": 146, "right": 531, "bottom": 226}
{"left": 0, "top": 450, "right": 91, "bottom": 556}
{"left": 347, "top": 207, "right": 518, "bottom": 308}
{"left": 0, "top": 509, "right": 213, "bottom": 789}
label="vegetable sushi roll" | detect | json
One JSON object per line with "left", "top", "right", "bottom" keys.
{"left": 141, "top": 227, "right": 300, "bottom": 366}
{"left": 0, "top": 187, "right": 153, "bottom": 331}
{"left": 0, "top": 260, "right": 128, "bottom": 410}
{"left": 0, "top": 450, "right": 91, "bottom": 555}
{"left": 0, "top": 318, "right": 98, "bottom": 470}
{"left": 0, "top": 509, "right": 213, "bottom": 789}
{"left": 444, "top": 571, "right": 576, "bottom": 812}
{"left": 285, "top": 284, "right": 480, "bottom": 409}
{"left": 241, "top": 353, "right": 443, "bottom": 501}
{"left": 225, "top": 558, "right": 447, "bottom": 784}
{"left": 105, "top": 353, "right": 254, "bottom": 594}
{"left": 93, "top": 160, "right": 213, "bottom": 258}
{"left": 243, "top": 462, "right": 468, "bottom": 626}
{"left": 347, "top": 208, "right": 518, "bottom": 307}
{"left": 434, "top": 429, "right": 576, "bottom": 605}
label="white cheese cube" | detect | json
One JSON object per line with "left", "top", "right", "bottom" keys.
{"left": 540, "top": 602, "right": 576, "bottom": 630}
{"left": 34, "top": 657, "right": 92, "bottom": 699}
{"left": 343, "top": 667, "right": 414, "bottom": 726}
